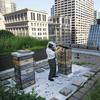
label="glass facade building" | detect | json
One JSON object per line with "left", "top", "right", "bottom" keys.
{"left": 88, "top": 25, "right": 100, "bottom": 47}
{"left": 51, "top": 5, "right": 55, "bottom": 16}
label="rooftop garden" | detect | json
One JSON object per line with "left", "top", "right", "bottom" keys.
{"left": 0, "top": 30, "right": 48, "bottom": 55}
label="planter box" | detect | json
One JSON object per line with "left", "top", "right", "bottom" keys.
{"left": 0, "top": 53, "right": 13, "bottom": 71}
{"left": 0, "top": 48, "right": 47, "bottom": 71}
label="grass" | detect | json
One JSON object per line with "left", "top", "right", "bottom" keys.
{"left": 82, "top": 79, "right": 100, "bottom": 100}
{"left": 72, "top": 61, "right": 96, "bottom": 66}
{"left": 0, "top": 36, "right": 48, "bottom": 54}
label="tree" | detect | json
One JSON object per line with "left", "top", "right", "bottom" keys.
{"left": 0, "top": 30, "right": 14, "bottom": 38}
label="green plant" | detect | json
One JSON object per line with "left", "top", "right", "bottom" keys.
{"left": 0, "top": 36, "right": 48, "bottom": 54}
{"left": 82, "top": 79, "right": 100, "bottom": 100}
{"left": 72, "top": 61, "right": 96, "bottom": 66}
{"left": 0, "top": 84, "right": 45, "bottom": 100}
{"left": 0, "top": 30, "right": 14, "bottom": 38}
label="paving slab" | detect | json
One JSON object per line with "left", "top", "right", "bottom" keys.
{"left": 72, "top": 77, "right": 87, "bottom": 88}
{"left": 90, "top": 68, "right": 99, "bottom": 73}
{"left": 35, "top": 68, "right": 45, "bottom": 73}
{"left": 50, "top": 97, "right": 59, "bottom": 100}
{"left": 87, "top": 80, "right": 95, "bottom": 86}
{"left": 59, "top": 87, "right": 72, "bottom": 96}
{"left": 72, "top": 80, "right": 84, "bottom": 87}
{"left": 72, "top": 92, "right": 83, "bottom": 99}
{"left": 43, "top": 66, "right": 50, "bottom": 70}
{"left": 83, "top": 72, "right": 94, "bottom": 78}
{"left": 78, "top": 87, "right": 88, "bottom": 94}
{"left": 67, "top": 96, "right": 79, "bottom": 100}
{"left": 91, "top": 76, "right": 99, "bottom": 82}
{"left": 96, "top": 73, "right": 100, "bottom": 77}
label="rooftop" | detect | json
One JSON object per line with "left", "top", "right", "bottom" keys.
{"left": 24, "top": 64, "right": 90, "bottom": 100}
{"left": 4, "top": 8, "right": 48, "bottom": 16}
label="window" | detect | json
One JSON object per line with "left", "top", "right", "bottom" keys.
{"left": 31, "top": 13, "right": 35, "bottom": 20}
{"left": 34, "top": 23, "right": 36, "bottom": 26}
{"left": 37, "top": 14, "right": 41, "bottom": 21}
{"left": 24, "top": 13, "right": 27, "bottom": 20}
{"left": 31, "top": 23, "right": 33, "bottom": 26}
{"left": 43, "top": 15, "right": 46, "bottom": 21}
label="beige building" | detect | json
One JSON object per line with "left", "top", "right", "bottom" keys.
{"left": 48, "top": 16, "right": 71, "bottom": 44}
{"left": 0, "top": 13, "right": 5, "bottom": 30}
{"left": 0, "top": 0, "right": 16, "bottom": 14}
{"left": 4, "top": 8, "right": 48, "bottom": 39}
{"left": 55, "top": 0, "right": 94, "bottom": 44}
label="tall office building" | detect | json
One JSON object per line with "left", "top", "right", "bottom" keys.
{"left": 48, "top": 16, "right": 71, "bottom": 44}
{"left": 0, "top": 0, "right": 16, "bottom": 14}
{"left": 94, "top": 10, "right": 100, "bottom": 24}
{"left": 51, "top": 5, "right": 55, "bottom": 16}
{"left": 88, "top": 20, "right": 100, "bottom": 47}
{"left": 94, "top": 11, "right": 97, "bottom": 24}
{"left": 55, "top": 0, "right": 94, "bottom": 44}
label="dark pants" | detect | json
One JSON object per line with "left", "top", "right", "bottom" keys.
{"left": 48, "top": 58, "right": 56, "bottom": 79}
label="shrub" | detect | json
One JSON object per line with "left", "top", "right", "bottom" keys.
{"left": 0, "top": 30, "right": 14, "bottom": 38}
{"left": 0, "top": 36, "right": 48, "bottom": 54}
{"left": 0, "top": 84, "right": 45, "bottom": 100}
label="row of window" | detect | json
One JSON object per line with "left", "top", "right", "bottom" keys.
{"left": 32, "top": 28, "right": 47, "bottom": 31}
{"left": 31, "top": 13, "right": 46, "bottom": 21}
{"left": 32, "top": 32, "right": 47, "bottom": 35}
{"left": 5, "top": 12, "right": 47, "bottom": 22}
{"left": 31, "top": 23, "right": 47, "bottom": 27}
{"left": 5, "top": 12, "right": 27, "bottom": 22}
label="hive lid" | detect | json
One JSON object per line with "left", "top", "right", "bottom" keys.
{"left": 11, "top": 50, "right": 34, "bottom": 57}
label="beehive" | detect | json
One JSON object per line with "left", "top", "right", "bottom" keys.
{"left": 12, "top": 50, "right": 35, "bottom": 89}
{"left": 56, "top": 45, "right": 72, "bottom": 75}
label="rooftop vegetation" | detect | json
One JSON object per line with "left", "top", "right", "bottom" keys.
{"left": 0, "top": 30, "right": 48, "bottom": 54}
{"left": 83, "top": 79, "right": 100, "bottom": 100}
{"left": 0, "top": 84, "right": 45, "bottom": 100}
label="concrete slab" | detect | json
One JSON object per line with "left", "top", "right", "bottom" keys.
{"left": 35, "top": 68, "right": 45, "bottom": 73}
{"left": 43, "top": 66, "right": 50, "bottom": 70}
{"left": 79, "top": 87, "right": 88, "bottom": 94}
{"left": 50, "top": 97, "right": 59, "bottom": 100}
{"left": 87, "top": 80, "right": 95, "bottom": 86}
{"left": 73, "top": 92, "right": 83, "bottom": 99}
{"left": 83, "top": 72, "right": 94, "bottom": 78}
{"left": 59, "top": 87, "right": 72, "bottom": 96}
{"left": 72, "top": 79, "right": 85, "bottom": 87}
{"left": 90, "top": 68, "right": 100, "bottom": 73}
{"left": 68, "top": 96, "right": 79, "bottom": 100}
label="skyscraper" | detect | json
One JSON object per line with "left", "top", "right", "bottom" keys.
{"left": 95, "top": 11, "right": 100, "bottom": 19}
{"left": 55, "top": 0, "right": 94, "bottom": 44}
{"left": 51, "top": 5, "right": 55, "bottom": 16}
{"left": 0, "top": 0, "right": 16, "bottom": 15}
{"left": 88, "top": 20, "right": 100, "bottom": 47}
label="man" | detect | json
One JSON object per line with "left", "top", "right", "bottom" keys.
{"left": 46, "top": 42, "right": 58, "bottom": 81}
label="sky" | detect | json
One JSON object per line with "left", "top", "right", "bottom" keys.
{"left": 16, "top": 0, "right": 100, "bottom": 16}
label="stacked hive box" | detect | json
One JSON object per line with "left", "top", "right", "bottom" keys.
{"left": 12, "top": 50, "right": 35, "bottom": 89}
{"left": 56, "top": 45, "right": 72, "bottom": 75}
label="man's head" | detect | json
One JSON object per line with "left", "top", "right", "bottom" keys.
{"left": 47, "top": 41, "right": 56, "bottom": 51}
{"left": 48, "top": 41, "right": 56, "bottom": 49}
